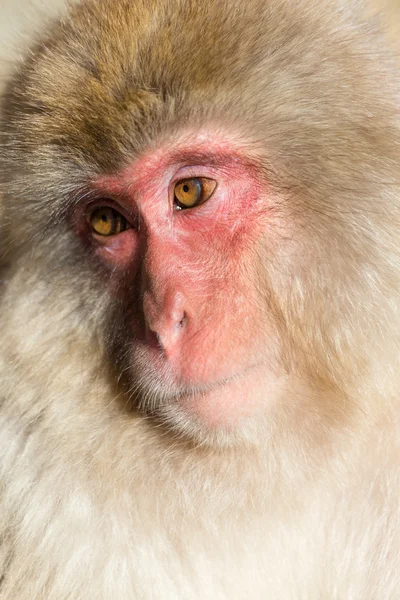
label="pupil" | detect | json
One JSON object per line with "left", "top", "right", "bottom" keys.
{"left": 101, "top": 214, "right": 108, "bottom": 222}
{"left": 183, "top": 185, "right": 189, "bottom": 193}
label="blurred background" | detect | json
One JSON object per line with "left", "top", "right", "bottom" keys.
{"left": 0, "top": 0, "right": 65, "bottom": 47}
{"left": 0, "top": 0, "right": 66, "bottom": 88}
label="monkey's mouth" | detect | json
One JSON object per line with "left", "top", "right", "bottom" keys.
{"left": 132, "top": 336, "right": 256, "bottom": 392}
{"left": 131, "top": 340, "right": 235, "bottom": 398}
{"left": 129, "top": 341, "right": 269, "bottom": 430}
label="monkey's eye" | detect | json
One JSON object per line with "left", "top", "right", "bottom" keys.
{"left": 174, "top": 177, "right": 217, "bottom": 210}
{"left": 89, "top": 207, "right": 131, "bottom": 236}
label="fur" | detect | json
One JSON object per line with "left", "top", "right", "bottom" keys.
{"left": 0, "top": 0, "right": 399, "bottom": 597}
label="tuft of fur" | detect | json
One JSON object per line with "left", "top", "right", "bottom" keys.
{"left": 0, "top": 0, "right": 399, "bottom": 598}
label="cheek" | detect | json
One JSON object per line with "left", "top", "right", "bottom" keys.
{"left": 175, "top": 252, "right": 270, "bottom": 383}
{"left": 93, "top": 230, "right": 140, "bottom": 269}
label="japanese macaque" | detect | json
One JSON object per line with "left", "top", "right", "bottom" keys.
{"left": 0, "top": 0, "right": 399, "bottom": 598}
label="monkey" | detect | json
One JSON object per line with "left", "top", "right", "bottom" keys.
{"left": 0, "top": 0, "right": 399, "bottom": 597}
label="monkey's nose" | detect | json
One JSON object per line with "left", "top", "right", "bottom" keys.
{"left": 143, "top": 290, "right": 187, "bottom": 355}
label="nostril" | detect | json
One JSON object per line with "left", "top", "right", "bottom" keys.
{"left": 178, "top": 311, "right": 188, "bottom": 328}
{"left": 143, "top": 290, "right": 189, "bottom": 353}
{"left": 170, "top": 294, "right": 186, "bottom": 327}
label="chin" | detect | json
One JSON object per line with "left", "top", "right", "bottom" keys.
{"left": 130, "top": 344, "right": 284, "bottom": 446}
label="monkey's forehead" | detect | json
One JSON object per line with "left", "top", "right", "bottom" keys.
{"left": 0, "top": 0, "right": 398, "bottom": 179}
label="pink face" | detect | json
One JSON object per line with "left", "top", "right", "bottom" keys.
{"left": 76, "top": 130, "right": 284, "bottom": 432}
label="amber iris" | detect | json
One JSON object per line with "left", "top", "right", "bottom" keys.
{"left": 174, "top": 177, "right": 217, "bottom": 209}
{"left": 90, "top": 207, "right": 129, "bottom": 236}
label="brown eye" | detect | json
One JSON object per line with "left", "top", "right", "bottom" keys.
{"left": 89, "top": 207, "right": 130, "bottom": 237}
{"left": 174, "top": 177, "right": 217, "bottom": 210}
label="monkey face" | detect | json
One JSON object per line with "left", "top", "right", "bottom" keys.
{"left": 71, "top": 129, "right": 286, "bottom": 433}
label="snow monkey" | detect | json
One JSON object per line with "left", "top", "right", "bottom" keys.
{"left": 0, "top": 0, "right": 399, "bottom": 598}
